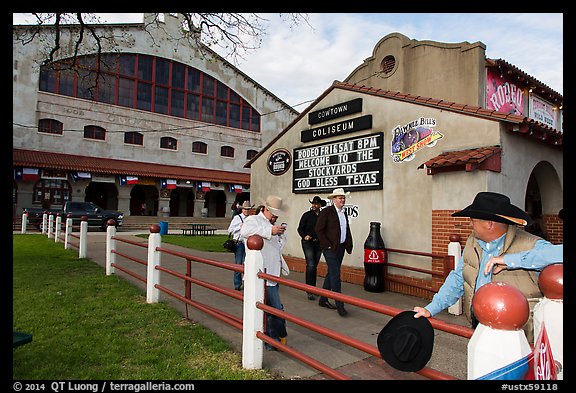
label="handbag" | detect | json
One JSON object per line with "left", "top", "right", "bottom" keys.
{"left": 223, "top": 233, "right": 237, "bottom": 253}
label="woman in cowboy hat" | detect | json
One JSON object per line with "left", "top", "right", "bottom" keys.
{"left": 315, "top": 188, "right": 353, "bottom": 317}
{"left": 241, "top": 195, "right": 289, "bottom": 350}
{"left": 297, "top": 196, "right": 327, "bottom": 300}
{"left": 413, "top": 192, "right": 563, "bottom": 342}
{"left": 227, "top": 200, "right": 254, "bottom": 290}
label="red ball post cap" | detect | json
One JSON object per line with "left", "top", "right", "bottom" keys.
{"left": 538, "top": 263, "right": 563, "bottom": 300}
{"left": 150, "top": 224, "right": 161, "bottom": 233}
{"left": 472, "top": 282, "right": 529, "bottom": 330}
{"left": 106, "top": 219, "right": 116, "bottom": 226}
{"left": 246, "top": 235, "right": 264, "bottom": 250}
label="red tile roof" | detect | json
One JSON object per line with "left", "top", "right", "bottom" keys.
{"left": 13, "top": 148, "right": 250, "bottom": 184}
{"left": 418, "top": 146, "right": 502, "bottom": 175}
{"left": 333, "top": 82, "right": 562, "bottom": 149}
{"left": 245, "top": 80, "right": 562, "bottom": 169}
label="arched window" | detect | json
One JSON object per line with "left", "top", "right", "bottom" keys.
{"left": 124, "top": 132, "right": 144, "bottom": 146}
{"left": 39, "top": 53, "right": 262, "bottom": 132}
{"left": 84, "top": 125, "right": 106, "bottom": 140}
{"left": 192, "top": 141, "right": 207, "bottom": 154}
{"left": 38, "top": 119, "right": 63, "bottom": 135}
{"left": 160, "top": 136, "right": 178, "bottom": 150}
{"left": 246, "top": 149, "right": 258, "bottom": 160}
{"left": 221, "top": 146, "right": 234, "bottom": 158}
{"left": 32, "top": 179, "right": 72, "bottom": 208}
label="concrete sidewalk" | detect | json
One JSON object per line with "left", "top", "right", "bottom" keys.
{"left": 83, "top": 230, "right": 470, "bottom": 380}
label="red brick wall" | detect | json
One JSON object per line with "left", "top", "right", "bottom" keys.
{"left": 543, "top": 214, "right": 563, "bottom": 244}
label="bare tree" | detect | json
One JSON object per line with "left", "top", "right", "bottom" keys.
{"left": 13, "top": 13, "right": 310, "bottom": 66}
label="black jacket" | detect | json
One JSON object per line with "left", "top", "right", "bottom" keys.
{"left": 297, "top": 209, "right": 320, "bottom": 241}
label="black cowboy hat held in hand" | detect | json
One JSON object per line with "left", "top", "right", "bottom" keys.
{"left": 377, "top": 311, "right": 434, "bottom": 372}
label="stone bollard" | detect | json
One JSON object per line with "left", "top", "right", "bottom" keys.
{"left": 533, "top": 263, "right": 563, "bottom": 380}
{"left": 468, "top": 282, "right": 532, "bottom": 379}
{"left": 242, "top": 234, "right": 265, "bottom": 370}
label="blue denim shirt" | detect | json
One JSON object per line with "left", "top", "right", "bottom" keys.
{"left": 425, "top": 235, "right": 563, "bottom": 317}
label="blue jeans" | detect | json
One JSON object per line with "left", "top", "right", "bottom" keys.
{"left": 302, "top": 240, "right": 322, "bottom": 288}
{"left": 319, "top": 246, "right": 345, "bottom": 308}
{"left": 233, "top": 241, "right": 245, "bottom": 289}
{"left": 265, "top": 284, "right": 287, "bottom": 341}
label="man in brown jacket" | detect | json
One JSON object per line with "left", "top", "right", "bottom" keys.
{"left": 315, "top": 188, "right": 353, "bottom": 316}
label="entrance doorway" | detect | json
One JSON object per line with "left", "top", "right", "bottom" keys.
{"left": 85, "top": 182, "right": 119, "bottom": 210}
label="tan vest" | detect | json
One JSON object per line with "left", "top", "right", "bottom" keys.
{"left": 462, "top": 225, "right": 542, "bottom": 341}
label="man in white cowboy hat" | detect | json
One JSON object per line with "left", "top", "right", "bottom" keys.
{"left": 241, "top": 195, "right": 289, "bottom": 350}
{"left": 413, "top": 192, "right": 563, "bottom": 342}
{"left": 315, "top": 188, "right": 353, "bottom": 317}
{"left": 297, "top": 196, "right": 327, "bottom": 300}
{"left": 227, "top": 200, "right": 254, "bottom": 290}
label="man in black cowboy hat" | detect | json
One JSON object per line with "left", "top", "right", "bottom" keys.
{"left": 297, "top": 196, "right": 327, "bottom": 300}
{"left": 413, "top": 192, "right": 563, "bottom": 342}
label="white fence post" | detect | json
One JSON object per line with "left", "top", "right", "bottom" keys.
{"left": 448, "top": 234, "right": 463, "bottom": 316}
{"left": 106, "top": 220, "right": 117, "bottom": 276}
{"left": 146, "top": 224, "right": 162, "bottom": 303}
{"left": 47, "top": 214, "right": 54, "bottom": 239}
{"left": 242, "top": 235, "right": 265, "bottom": 369}
{"left": 41, "top": 212, "right": 47, "bottom": 234}
{"left": 78, "top": 216, "right": 88, "bottom": 258}
{"left": 54, "top": 214, "right": 62, "bottom": 243}
{"left": 467, "top": 282, "right": 531, "bottom": 379}
{"left": 533, "top": 264, "right": 563, "bottom": 380}
{"left": 21, "top": 212, "right": 27, "bottom": 234}
{"left": 64, "top": 216, "right": 72, "bottom": 249}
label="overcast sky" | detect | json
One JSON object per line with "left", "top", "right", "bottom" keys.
{"left": 13, "top": 13, "right": 563, "bottom": 111}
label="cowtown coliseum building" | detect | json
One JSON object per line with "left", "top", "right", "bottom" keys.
{"left": 13, "top": 13, "right": 297, "bottom": 219}
{"left": 13, "top": 15, "right": 563, "bottom": 299}
{"left": 246, "top": 33, "right": 563, "bottom": 299}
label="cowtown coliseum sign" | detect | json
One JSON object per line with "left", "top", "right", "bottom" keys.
{"left": 293, "top": 132, "right": 383, "bottom": 194}
{"left": 302, "top": 98, "right": 372, "bottom": 143}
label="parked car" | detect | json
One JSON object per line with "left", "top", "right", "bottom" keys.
{"left": 24, "top": 201, "right": 124, "bottom": 231}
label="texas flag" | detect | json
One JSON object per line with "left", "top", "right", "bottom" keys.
{"left": 120, "top": 175, "right": 139, "bottom": 186}
{"left": 197, "top": 181, "right": 211, "bottom": 192}
{"left": 126, "top": 176, "right": 138, "bottom": 185}
{"left": 22, "top": 168, "right": 40, "bottom": 181}
{"left": 166, "top": 179, "right": 177, "bottom": 189}
{"left": 229, "top": 184, "right": 243, "bottom": 193}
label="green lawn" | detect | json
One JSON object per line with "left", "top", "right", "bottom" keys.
{"left": 135, "top": 233, "right": 231, "bottom": 252}
{"left": 12, "top": 234, "right": 274, "bottom": 380}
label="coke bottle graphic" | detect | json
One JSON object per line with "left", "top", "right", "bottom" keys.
{"left": 363, "top": 222, "right": 387, "bottom": 292}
